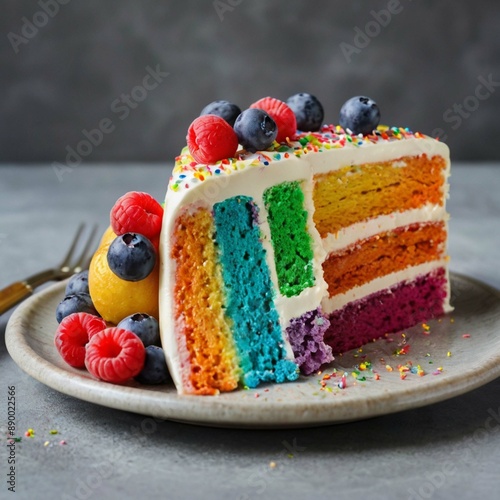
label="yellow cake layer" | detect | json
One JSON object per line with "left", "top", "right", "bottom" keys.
{"left": 323, "top": 221, "right": 447, "bottom": 297}
{"left": 313, "top": 154, "right": 446, "bottom": 238}
{"left": 171, "top": 207, "right": 240, "bottom": 395}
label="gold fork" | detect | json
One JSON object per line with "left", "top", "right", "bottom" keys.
{"left": 0, "top": 223, "right": 99, "bottom": 315}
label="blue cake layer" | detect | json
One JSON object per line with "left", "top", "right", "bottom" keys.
{"left": 213, "top": 195, "right": 298, "bottom": 387}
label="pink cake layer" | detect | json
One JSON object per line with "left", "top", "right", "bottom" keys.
{"left": 324, "top": 267, "right": 448, "bottom": 355}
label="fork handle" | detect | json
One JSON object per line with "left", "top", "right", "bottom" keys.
{"left": 0, "top": 282, "right": 33, "bottom": 315}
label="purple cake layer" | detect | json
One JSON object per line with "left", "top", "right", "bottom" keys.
{"left": 286, "top": 308, "right": 333, "bottom": 375}
{"left": 324, "top": 268, "right": 448, "bottom": 355}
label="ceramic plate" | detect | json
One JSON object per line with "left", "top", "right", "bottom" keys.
{"left": 6, "top": 273, "right": 500, "bottom": 429}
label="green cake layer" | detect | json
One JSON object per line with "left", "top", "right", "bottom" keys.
{"left": 263, "top": 181, "right": 315, "bottom": 297}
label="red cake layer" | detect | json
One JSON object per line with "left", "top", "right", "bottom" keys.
{"left": 324, "top": 268, "right": 448, "bottom": 355}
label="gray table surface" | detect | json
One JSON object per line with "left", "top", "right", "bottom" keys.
{"left": 1, "top": 163, "right": 499, "bottom": 500}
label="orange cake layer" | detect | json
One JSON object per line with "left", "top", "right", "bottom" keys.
{"left": 171, "top": 208, "right": 239, "bottom": 395}
{"left": 323, "top": 221, "right": 447, "bottom": 297}
{"left": 313, "top": 154, "right": 446, "bottom": 238}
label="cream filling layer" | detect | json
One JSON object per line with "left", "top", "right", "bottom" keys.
{"left": 321, "top": 260, "right": 453, "bottom": 314}
{"left": 321, "top": 204, "right": 449, "bottom": 255}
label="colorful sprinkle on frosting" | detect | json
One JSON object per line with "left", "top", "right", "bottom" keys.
{"left": 169, "top": 125, "right": 426, "bottom": 192}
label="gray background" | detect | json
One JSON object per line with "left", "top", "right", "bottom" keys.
{"left": 1, "top": 0, "right": 500, "bottom": 163}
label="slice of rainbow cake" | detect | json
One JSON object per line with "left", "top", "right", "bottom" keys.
{"left": 159, "top": 97, "right": 451, "bottom": 395}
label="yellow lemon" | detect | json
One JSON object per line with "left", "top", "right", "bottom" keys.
{"left": 88, "top": 226, "right": 159, "bottom": 324}
{"left": 98, "top": 225, "right": 117, "bottom": 246}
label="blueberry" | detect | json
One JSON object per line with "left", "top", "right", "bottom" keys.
{"left": 107, "top": 233, "right": 156, "bottom": 282}
{"left": 135, "top": 346, "right": 170, "bottom": 385}
{"left": 56, "top": 293, "right": 98, "bottom": 323}
{"left": 339, "top": 96, "right": 380, "bottom": 135}
{"left": 233, "top": 108, "right": 277, "bottom": 153}
{"left": 286, "top": 92, "right": 324, "bottom": 131}
{"left": 117, "top": 313, "right": 160, "bottom": 347}
{"left": 65, "top": 270, "right": 89, "bottom": 296}
{"left": 200, "top": 100, "right": 242, "bottom": 127}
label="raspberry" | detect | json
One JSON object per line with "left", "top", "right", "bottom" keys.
{"left": 187, "top": 115, "right": 239, "bottom": 164}
{"left": 85, "top": 328, "right": 146, "bottom": 383}
{"left": 250, "top": 97, "right": 297, "bottom": 143}
{"left": 110, "top": 192, "right": 163, "bottom": 241}
{"left": 54, "top": 313, "right": 107, "bottom": 368}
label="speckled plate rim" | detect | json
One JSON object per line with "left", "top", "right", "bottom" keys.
{"left": 5, "top": 272, "right": 500, "bottom": 429}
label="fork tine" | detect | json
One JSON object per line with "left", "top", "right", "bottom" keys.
{"left": 72, "top": 224, "right": 99, "bottom": 273}
{"left": 0, "top": 223, "right": 101, "bottom": 314}
{"left": 59, "top": 223, "right": 85, "bottom": 270}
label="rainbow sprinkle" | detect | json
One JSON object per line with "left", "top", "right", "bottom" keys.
{"left": 169, "top": 125, "right": 425, "bottom": 192}
{"left": 338, "top": 373, "right": 348, "bottom": 389}
{"left": 394, "top": 345, "right": 411, "bottom": 356}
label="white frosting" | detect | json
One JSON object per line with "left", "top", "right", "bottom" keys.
{"left": 306, "top": 136, "right": 448, "bottom": 175}
{"left": 322, "top": 205, "right": 449, "bottom": 254}
{"left": 321, "top": 260, "right": 452, "bottom": 314}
